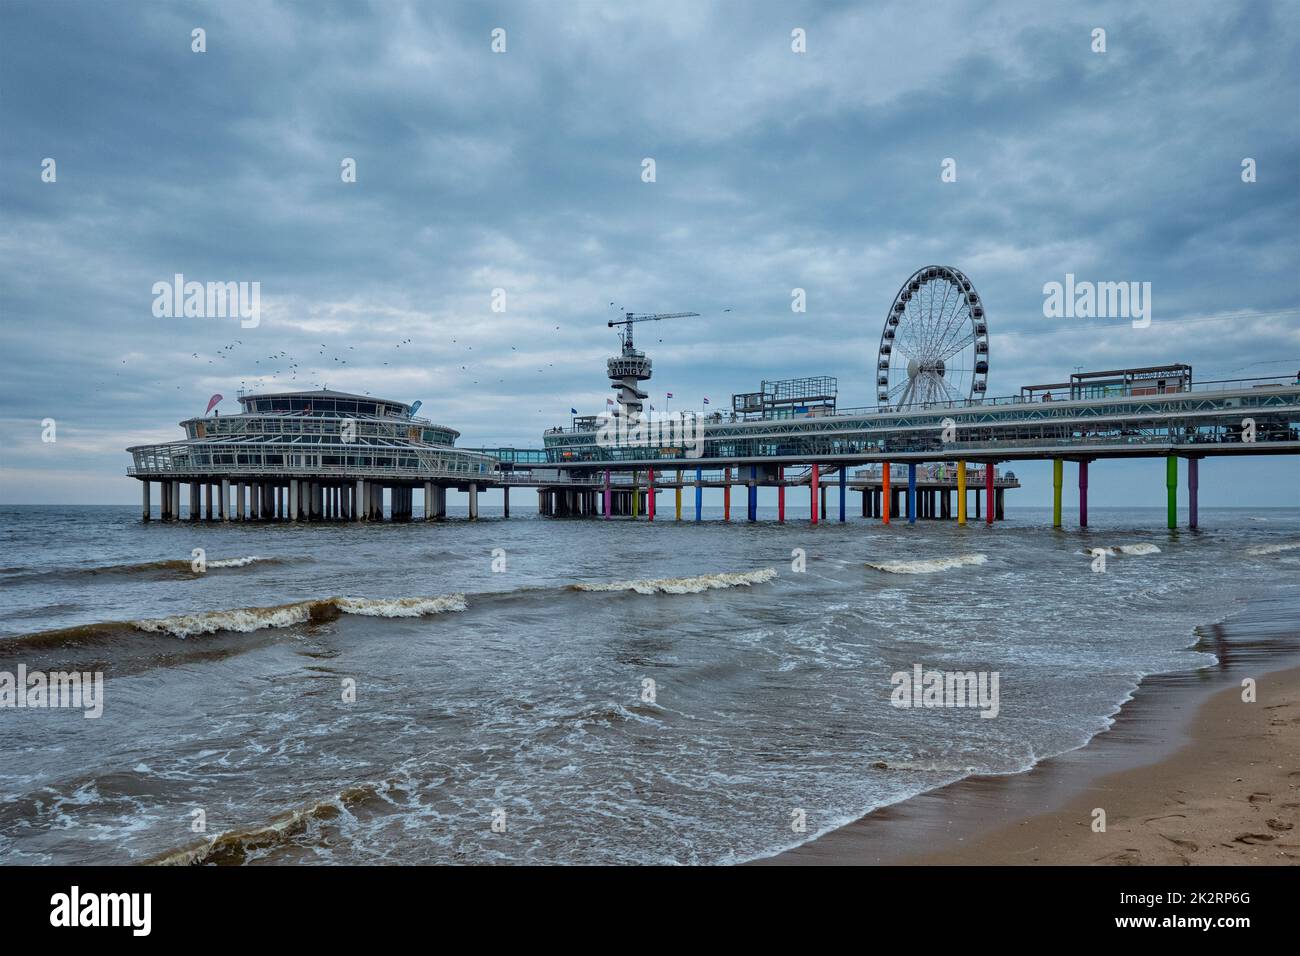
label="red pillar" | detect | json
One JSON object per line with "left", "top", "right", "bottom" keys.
{"left": 810, "top": 464, "right": 820, "bottom": 525}
{"left": 985, "top": 461, "right": 995, "bottom": 526}
{"left": 723, "top": 467, "right": 730, "bottom": 522}
{"left": 777, "top": 467, "right": 785, "bottom": 523}
{"left": 647, "top": 468, "right": 655, "bottom": 521}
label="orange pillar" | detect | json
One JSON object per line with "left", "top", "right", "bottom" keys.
{"left": 881, "top": 463, "right": 891, "bottom": 524}
{"left": 723, "top": 467, "right": 730, "bottom": 521}
{"left": 777, "top": 466, "right": 785, "bottom": 522}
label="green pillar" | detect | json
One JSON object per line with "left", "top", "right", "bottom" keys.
{"left": 1052, "top": 459, "right": 1063, "bottom": 528}
{"left": 1166, "top": 455, "right": 1177, "bottom": 529}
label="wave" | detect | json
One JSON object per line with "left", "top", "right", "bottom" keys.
{"left": 0, "top": 555, "right": 289, "bottom": 586}
{"left": 149, "top": 783, "right": 384, "bottom": 866}
{"left": 1078, "top": 543, "right": 1162, "bottom": 557}
{"left": 1247, "top": 541, "right": 1300, "bottom": 556}
{"left": 571, "top": 568, "right": 777, "bottom": 594}
{"left": 2, "top": 593, "right": 468, "bottom": 650}
{"left": 866, "top": 554, "right": 987, "bottom": 574}
{"left": 131, "top": 594, "right": 467, "bottom": 638}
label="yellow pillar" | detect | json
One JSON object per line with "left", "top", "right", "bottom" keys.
{"left": 631, "top": 472, "right": 639, "bottom": 518}
{"left": 957, "top": 460, "right": 967, "bottom": 525}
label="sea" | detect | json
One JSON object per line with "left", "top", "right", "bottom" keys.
{"left": 0, "top": 504, "right": 1297, "bottom": 865}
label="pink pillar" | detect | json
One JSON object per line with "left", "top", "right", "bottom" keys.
{"left": 810, "top": 464, "right": 820, "bottom": 525}
{"left": 985, "top": 461, "right": 995, "bottom": 526}
{"left": 777, "top": 467, "right": 785, "bottom": 523}
{"left": 1188, "top": 458, "right": 1198, "bottom": 529}
{"left": 603, "top": 469, "right": 611, "bottom": 519}
{"left": 647, "top": 468, "right": 655, "bottom": 521}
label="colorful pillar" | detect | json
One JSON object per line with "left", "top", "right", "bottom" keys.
{"left": 603, "top": 469, "right": 611, "bottom": 519}
{"left": 748, "top": 466, "right": 758, "bottom": 522}
{"left": 985, "top": 461, "right": 995, "bottom": 526}
{"left": 723, "top": 468, "right": 731, "bottom": 522}
{"left": 1166, "top": 456, "right": 1177, "bottom": 530}
{"left": 810, "top": 464, "right": 819, "bottom": 525}
{"left": 881, "top": 462, "right": 891, "bottom": 525}
{"left": 956, "top": 460, "right": 967, "bottom": 525}
{"left": 695, "top": 468, "right": 703, "bottom": 522}
{"left": 1078, "top": 460, "right": 1089, "bottom": 527}
{"left": 839, "top": 466, "right": 846, "bottom": 522}
{"left": 648, "top": 468, "right": 655, "bottom": 522}
{"left": 675, "top": 469, "right": 682, "bottom": 521}
{"left": 777, "top": 467, "right": 785, "bottom": 523}
{"left": 1052, "top": 459, "right": 1063, "bottom": 528}
{"left": 631, "top": 472, "right": 639, "bottom": 518}
{"left": 1188, "top": 458, "right": 1199, "bottom": 529}
{"left": 907, "top": 463, "right": 917, "bottom": 524}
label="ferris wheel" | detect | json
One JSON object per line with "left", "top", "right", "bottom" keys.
{"left": 876, "top": 265, "right": 989, "bottom": 407}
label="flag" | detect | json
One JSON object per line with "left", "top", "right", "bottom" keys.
{"left": 204, "top": 393, "right": 223, "bottom": 415}
{"left": 702, "top": 396, "right": 710, "bottom": 405}
{"left": 606, "top": 398, "right": 614, "bottom": 405}
{"left": 410, "top": 400, "right": 422, "bottom": 416}
{"left": 570, "top": 407, "right": 578, "bottom": 414}
{"left": 666, "top": 391, "right": 674, "bottom": 398}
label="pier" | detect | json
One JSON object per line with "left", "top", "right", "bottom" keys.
{"left": 127, "top": 268, "right": 1300, "bottom": 529}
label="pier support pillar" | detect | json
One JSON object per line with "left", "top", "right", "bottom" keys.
{"left": 204, "top": 482, "right": 212, "bottom": 521}
{"left": 237, "top": 483, "right": 246, "bottom": 521}
{"left": 503, "top": 485, "right": 510, "bottom": 519}
{"left": 1166, "top": 455, "right": 1178, "bottom": 530}
{"left": 1188, "top": 457, "right": 1199, "bottom": 529}
{"left": 748, "top": 466, "right": 758, "bottom": 522}
{"left": 1078, "top": 460, "right": 1089, "bottom": 527}
{"left": 675, "top": 470, "right": 682, "bottom": 521}
{"left": 995, "top": 487, "right": 1004, "bottom": 521}
{"left": 352, "top": 480, "right": 363, "bottom": 521}
{"left": 810, "top": 464, "right": 819, "bottom": 525}
{"left": 778, "top": 467, "right": 785, "bottom": 523}
{"left": 189, "top": 483, "right": 200, "bottom": 522}
{"left": 648, "top": 469, "right": 655, "bottom": 522}
{"left": 142, "top": 480, "right": 151, "bottom": 521}
{"left": 220, "top": 479, "right": 229, "bottom": 521}
{"left": 603, "top": 469, "right": 611, "bottom": 519}
{"left": 881, "top": 462, "right": 891, "bottom": 524}
{"left": 1052, "top": 459, "right": 1063, "bottom": 528}
{"left": 839, "top": 466, "right": 846, "bottom": 523}
{"left": 723, "top": 469, "right": 730, "bottom": 522}
{"left": 469, "top": 482, "right": 479, "bottom": 520}
{"left": 907, "top": 463, "right": 917, "bottom": 525}
{"left": 985, "top": 462, "right": 995, "bottom": 526}
{"left": 957, "top": 460, "right": 967, "bottom": 525}
{"left": 424, "top": 481, "right": 433, "bottom": 520}
{"left": 694, "top": 468, "right": 703, "bottom": 522}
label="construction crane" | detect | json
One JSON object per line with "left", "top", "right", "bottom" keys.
{"left": 608, "top": 311, "right": 699, "bottom": 350}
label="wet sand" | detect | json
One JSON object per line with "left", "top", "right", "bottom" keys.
{"left": 762, "top": 663, "right": 1300, "bottom": 865}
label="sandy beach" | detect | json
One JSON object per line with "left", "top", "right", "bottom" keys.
{"left": 766, "top": 665, "right": 1300, "bottom": 865}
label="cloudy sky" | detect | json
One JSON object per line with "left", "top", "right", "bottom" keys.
{"left": 2, "top": 0, "right": 1298, "bottom": 506}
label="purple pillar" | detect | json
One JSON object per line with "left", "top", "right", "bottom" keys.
{"left": 1078, "top": 459, "right": 1089, "bottom": 527}
{"left": 603, "top": 469, "right": 611, "bottom": 519}
{"left": 1188, "top": 458, "right": 1198, "bottom": 529}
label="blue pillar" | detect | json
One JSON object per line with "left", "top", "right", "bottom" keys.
{"left": 839, "top": 466, "right": 846, "bottom": 522}
{"left": 907, "top": 463, "right": 917, "bottom": 524}
{"left": 748, "top": 466, "right": 758, "bottom": 521}
{"left": 694, "top": 468, "right": 703, "bottom": 522}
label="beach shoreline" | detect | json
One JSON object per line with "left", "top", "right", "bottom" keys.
{"left": 760, "top": 654, "right": 1300, "bottom": 866}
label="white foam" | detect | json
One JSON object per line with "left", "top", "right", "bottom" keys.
{"left": 133, "top": 602, "right": 316, "bottom": 638}
{"left": 574, "top": 568, "right": 778, "bottom": 594}
{"left": 1247, "top": 541, "right": 1300, "bottom": 556}
{"left": 206, "top": 556, "right": 270, "bottom": 569}
{"left": 334, "top": 594, "right": 468, "bottom": 617}
{"left": 1116, "top": 543, "right": 1161, "bottom": 555}
{"left": 866, "top": 554, "right": 987, "bottom": 574}
{"left": 132, "top": 593, "right": 467, "bottom": 637}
